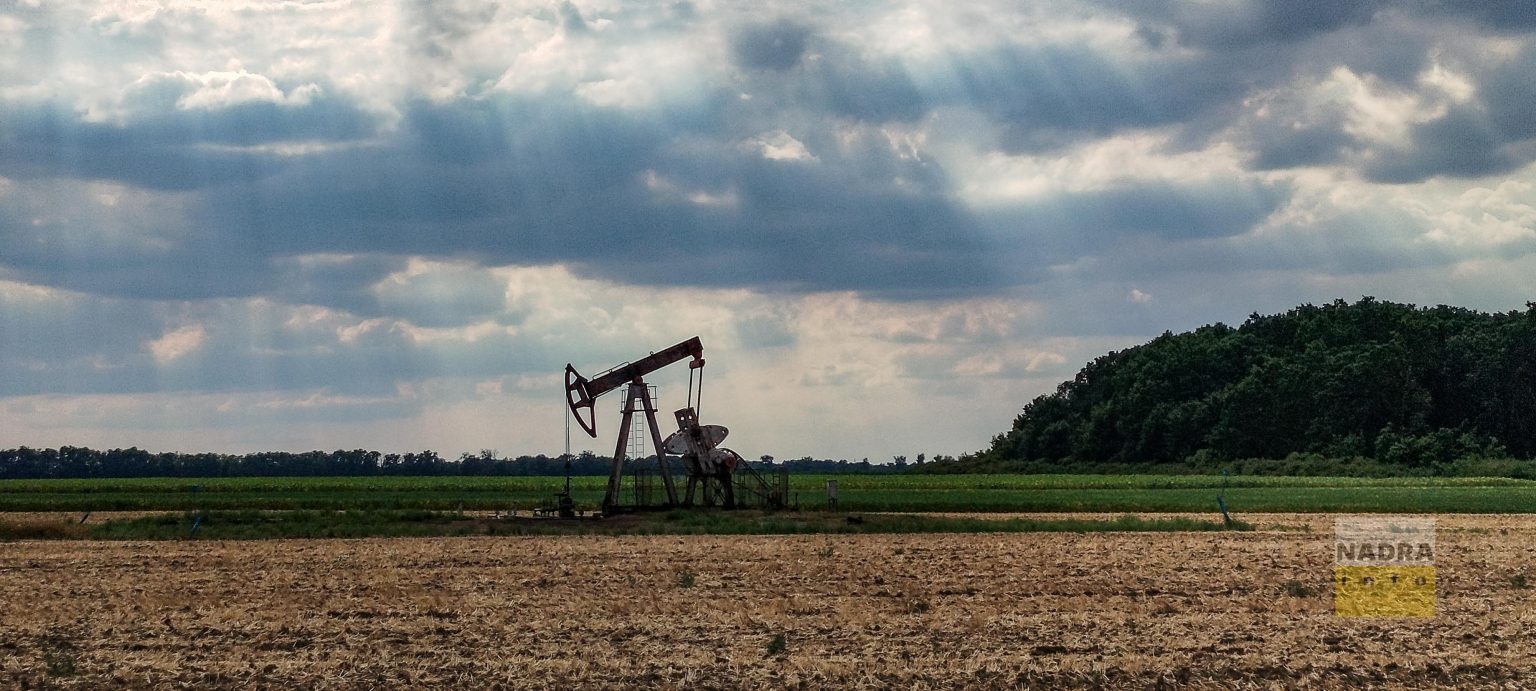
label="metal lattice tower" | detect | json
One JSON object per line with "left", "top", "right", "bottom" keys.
{"left": 621, "top": 384, "right": 657, "bottom": 463}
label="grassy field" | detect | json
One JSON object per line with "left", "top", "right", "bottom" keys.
{"left": 0, "top": 509, "right": 1249, "bottom": 541}
{"left": 2, "top": 473, "right": 1535, "bottom": 513}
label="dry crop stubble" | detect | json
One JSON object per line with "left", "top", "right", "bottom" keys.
{"left": 1, "top": 518, "right": 1535, "bottom": 688}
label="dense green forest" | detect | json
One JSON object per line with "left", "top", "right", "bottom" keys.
{"left": 953, "top": 298, "right": 1536, "bottom": 474}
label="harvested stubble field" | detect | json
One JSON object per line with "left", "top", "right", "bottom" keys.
{"left": 3, "top": 515, "right": 1535, "bottom": 689}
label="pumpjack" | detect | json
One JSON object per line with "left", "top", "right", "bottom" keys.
{"left": 564, "top": 336, "right": 784, "bottom": 514}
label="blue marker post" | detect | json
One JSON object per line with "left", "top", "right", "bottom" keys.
{"left": 1217, "top": 468, "right": 1233, "bottom": 528}
{"left": 188, "top": 483, "right": 205, "bottom": 537}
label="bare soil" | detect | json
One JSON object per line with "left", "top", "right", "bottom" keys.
{"left": 2, "top": 515, "right": 1534, "bottom": 689}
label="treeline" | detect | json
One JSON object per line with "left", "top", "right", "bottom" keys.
{"left": 1, "top": 447, "right": 455, "bottom": 480}
{"left": 954, "top": 298, "right": 1536, "bottom": 473}
{"left": 0, "top": 446, "right": 910, "bottom": 480}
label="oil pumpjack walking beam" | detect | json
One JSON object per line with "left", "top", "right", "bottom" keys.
{"left": 565, "top": 337, "right": 705, "bottom": 512}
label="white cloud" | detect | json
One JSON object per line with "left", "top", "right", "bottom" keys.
{"left": 1424, "top": 179, "right": 1536, "bottom": 247}
{"left": 178, "top": 72, "right": 317, "bottom": 110}
{"left": 146, "top": 324, "right": 206, "bottom": 364}
{"left": 753, "top": 130, "right": 816, "bottom": 161}
{"left": 950, "top": 133, "right": 1251, "bottom": 205}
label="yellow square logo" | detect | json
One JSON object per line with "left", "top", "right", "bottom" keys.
{"left": 1334, "top": 517, "right": 1436, "bottom": 617}
{"left": 1334, "top": 565, "right": 1436, "bottom": 617}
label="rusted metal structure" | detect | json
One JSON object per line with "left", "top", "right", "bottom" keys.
{"left": 564, "top": 336, "right": 786, "bottom": 513}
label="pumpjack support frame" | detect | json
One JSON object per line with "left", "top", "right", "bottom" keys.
{"left": 605, "top": 382, "right": 680, "bottom": 511}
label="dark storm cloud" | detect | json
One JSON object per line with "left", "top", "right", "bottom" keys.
{"left": 0, "top": 88, "right": 376, "bottom": 190}
{"left": 1353, "top": 40, "right": 1536, "bottom": 184}
{"left": 1109, "top": 0, "right": 1387, "bottom": 50}
{"left": 1237, "top": 80, "right": 1535, "bottom": 185}
{"left": 399, "top": 0, "right": 502, "bottom": 61}
{"left": 1480, "top": 45, "right": 1536, "bottom": 141}
{"left": 1077, "top": 2, "right": 1536, "bottom": 184}
{"left": 0, "top": 209, "right": 398, "bottom": 305}
{"left": 115, "top": 73, "right": 378, "bottom": 145}
{"left": 0, "top": 287, "right": 559, "bottom": 397}
{"left": 0, "top": 103, "right": 282, "bottom": 190}
{"left": 731, "top": 19, "right": 812, "bottom": 71}
{"left": 3, "top": 249, "right": 279, "bottom": 301}
{"left": 978, "top": 178, "right": 1290, "bottom": 264}
{"left": 1246, "top": 122, "right": 1355, "bottom": 171}
{"left": 926, "top": 44, "right": 1242, "bottom": 152}
{"left": 1041, "top": 180, "right": 1288, "bottom": 241}
{"left": 186, "top": 96, "right": 674, "bottom": 255}
{"left": 267, "top": 255, "right": 411, "bottom": 318}
{"left": 0, "top": 330, "right": 409, "bottom": 397}
{"left": 1421, "top": 0, "right": 1536, "bottom": 31}
{"left": 1073, "top": 204, "right": 1473, "bottom": 289}
{"left": 0, "top": 70, "right": 1006, "bottom": 305}
{"left": 132, "top": 315, "right": 558, "bottom": 398}
{"left": 5, "top": 0, "right": 1536, "bottom": 316}
{"left": 1241, "top": 36, "right": 1536, "bottom": 185}
{"left": 801, "top": 51, "right": 926, "bottom": 123}
{"left": 165, "top": 91, "right": 1006, "bottom": 300}
{"left": 0, "top": 181, "right": 278, "bottom": 301}
{"left": 0, "top": 289, "right": 161, "bottom": 364}
{"left": 672, "top": 186, "right": 998, "bottom": 298}
{"left": 1236, "top": 92, "right": 1355, "bottom": 171}
{"left": 1363, "top": 106, "right": 1522, "bottom": 184}
{"left": 729, "top": 19, "right": 924, "bottom": 122}
{"left": 558, "top": 1, "right": 590, "bottom": 34}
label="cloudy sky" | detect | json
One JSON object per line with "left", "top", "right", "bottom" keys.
{"left": 2, "top": 0, "right": 1535, "bottom": 461}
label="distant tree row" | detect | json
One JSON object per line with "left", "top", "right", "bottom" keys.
{"left": 0, "top": 446, "right": 912, "bottom": 480}
{"left": 0, "top": 447, "right": 453, "bottom": 480}
{"left": 757, "top": 454, "right": 935, "bottom": 474}
{"left": 956, "top": 298, "right": 1536, "bottom": 471}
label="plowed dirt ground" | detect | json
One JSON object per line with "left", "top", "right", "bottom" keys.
{"left": 3, "top": 514, "right": 1533, "bottom": 689}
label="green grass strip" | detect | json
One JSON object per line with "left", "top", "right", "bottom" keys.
{"left": 3, "top": 474, "right": 1534, "bottom": 513}
{"left": 0, "top": 510, "right": 1250, "bottom": 541}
